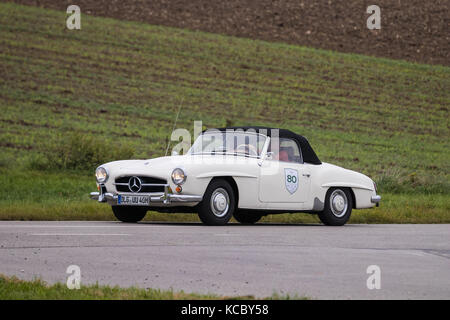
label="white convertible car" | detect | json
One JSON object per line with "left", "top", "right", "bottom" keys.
{"left": 90, "top": 127, "right": 380, "bottom": 226}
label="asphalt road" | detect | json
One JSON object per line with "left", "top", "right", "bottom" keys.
{"left": 0, "top": 221, "right": 449, "bottom": 299}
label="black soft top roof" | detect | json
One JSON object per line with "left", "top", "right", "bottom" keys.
{"left": 206, "top": 126, "right": 321, "bottom": 165}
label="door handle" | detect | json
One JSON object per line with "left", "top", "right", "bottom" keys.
{"left": 302, "top": 174, "right": 311, "bottom": 177}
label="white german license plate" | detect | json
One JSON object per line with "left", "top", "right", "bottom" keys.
{"left": 117, "top": 195, "right": 150, "bottom": 206}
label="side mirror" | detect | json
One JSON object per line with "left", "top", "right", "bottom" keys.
{"left": 171, "top": 150, "right": 179, "bottom": 156}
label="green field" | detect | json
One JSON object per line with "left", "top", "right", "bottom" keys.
{"left": 0, "top": 3, "right": 449, "bottom": 223}
{"left": 0, "top": 275, "right": 304, "bottom": 300}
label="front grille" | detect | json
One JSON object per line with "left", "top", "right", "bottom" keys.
{"left": 114, "top": 176, "right": 167, "bottom": 193}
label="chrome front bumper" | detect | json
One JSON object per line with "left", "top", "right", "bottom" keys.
{"left": 371, "top": 195, "right": 381, "bottom": 207}
{"left": 90, "top": 185, "right": 202, "bottom": 205}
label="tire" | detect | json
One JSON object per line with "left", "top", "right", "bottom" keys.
{"left": 318, "top": 188, "right": 352, "bottom": 226}
{"left": 233, "top": 210, "right": 262, "bottom": 224}
{"left": 112, "top": 206, "right": 147, "bottom": 223}
{"left": 197, "top": 179, "right": 235, "bottom": 226}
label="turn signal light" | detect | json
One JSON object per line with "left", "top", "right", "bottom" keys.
{"left": 175, "top": 186, "right": 182, "bottom": 193}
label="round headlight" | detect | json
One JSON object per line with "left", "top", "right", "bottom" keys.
{"left": 95, "top": 166, "right": 108, "bottom": 183}
{"left": 171, "top": 168, "right": 186, "bottom": 185}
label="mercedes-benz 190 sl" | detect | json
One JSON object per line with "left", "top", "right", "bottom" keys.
{"left": 90, "top": 127, "right": 380, "bottom": 226}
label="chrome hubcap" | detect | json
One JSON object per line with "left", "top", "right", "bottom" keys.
{"left": 210, "top": 188, "right": 230, "bottom": 218}
{"left": 330, "top": 190, "right": 348, "bottom": 218}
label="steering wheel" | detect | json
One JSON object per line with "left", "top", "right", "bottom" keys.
{"left": 235, "top": 144, "right": 258, "bottom": 156}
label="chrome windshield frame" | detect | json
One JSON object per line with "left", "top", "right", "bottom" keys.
{"left": 188, "top": 130, "right": 269, "bottom": 159}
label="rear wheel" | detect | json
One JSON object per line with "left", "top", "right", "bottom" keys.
{"left": 233, "top": 210, "right": 262, "bottom": 224}
{"left": 197, "top": 179, "right": 235, "bottom": 226}
{"left": 112, "top": 206, "right": 147, "bottom": 223}
{"left": 318, "top": 188, "right": 352, "bottom": 226}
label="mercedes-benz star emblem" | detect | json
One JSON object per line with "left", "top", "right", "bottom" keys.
{"left": 128, "top": 176, "right": 142, "bottom": 193}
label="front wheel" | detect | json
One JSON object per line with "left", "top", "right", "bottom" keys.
{"left": 197, "top": 179, "right": 235, "bottom": 225}
{"left": 112, "top": 206, "right": 147, "bottom": 223}
{"left": 318, "top": 188, "right": 352, "bottom": 226}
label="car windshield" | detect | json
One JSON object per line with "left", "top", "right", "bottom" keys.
{"left": 188, "top": 130, "right": 267, "bottom": 158}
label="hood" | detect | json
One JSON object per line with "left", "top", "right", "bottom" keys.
{"left": 100, "top": 156, "right": 186, "bottom": 180}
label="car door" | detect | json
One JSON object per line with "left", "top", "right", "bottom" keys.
{"left": 258, "top": 138, "right": 311, "bottom": 203}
